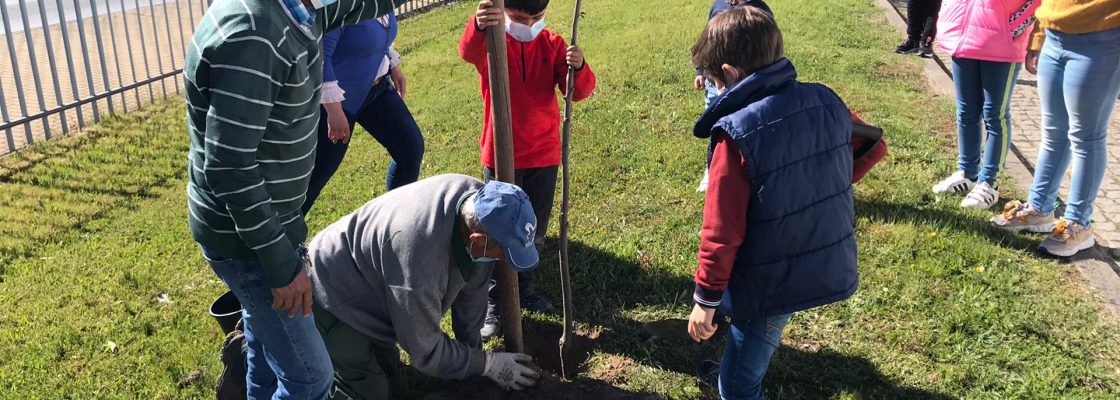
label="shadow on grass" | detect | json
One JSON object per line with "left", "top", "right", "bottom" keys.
{"left": 522, "top": 239, "right": 954, "bottom": 399}
{"left": 767, "top": 346, "right": 956, "bottom": 400}
{"left": 855, "top": 198, "right": 1040, "bottom": 250}
{"left": 211, "top": 229, "right": 956, "bottom": 399}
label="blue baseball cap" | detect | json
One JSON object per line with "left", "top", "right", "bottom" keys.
{"left": 474, "top": 181, "right": 539, "bottom": 271}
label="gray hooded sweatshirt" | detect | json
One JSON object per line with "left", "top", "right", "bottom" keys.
{"left": 308, "top": 174, "right": 491, "bottom": 379}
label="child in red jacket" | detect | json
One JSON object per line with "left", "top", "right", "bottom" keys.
{"left": 459, "top": 0, "right": 597, "bottom": 338}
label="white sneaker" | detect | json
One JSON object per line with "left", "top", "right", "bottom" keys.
{"left": 961, "top": 182, "right": 999, "bottom": 209}
{"left": 932, "top": 171, "right": 975, "bottom": 195}
{"left": 696, "top": 168, "right": 710, "bottom": 192}
{"left": 1040, "top": 219, "right": 1096, "bottom": 257}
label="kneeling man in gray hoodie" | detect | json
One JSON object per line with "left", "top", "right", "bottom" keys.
{"left": 308, "top": 174, "right": 541, "bottom": 399}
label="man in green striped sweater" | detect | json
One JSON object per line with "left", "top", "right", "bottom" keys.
{"left": 185, "top": 0, "right": 397, "bottom": 397}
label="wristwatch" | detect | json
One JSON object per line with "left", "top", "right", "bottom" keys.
{"left": 297, "top": 243, "right": 312, "bottom": 273}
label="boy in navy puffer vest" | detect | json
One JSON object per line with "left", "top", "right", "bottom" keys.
{"left": 686, "top": 7, "right": 882, "bottom": 399}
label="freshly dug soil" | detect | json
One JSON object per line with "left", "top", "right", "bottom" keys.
{"left": 518, "top": 319, "right": 596, "bottom": 376}
{"left": 420, "top": 371, "right": 662, "bottom": 400}
{"left": 421, "top": 320, "right": 662, "bottom": 399}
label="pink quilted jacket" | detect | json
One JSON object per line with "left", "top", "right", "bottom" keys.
{"left": 936, "top": 0, "right": 1041, "bottom": 63}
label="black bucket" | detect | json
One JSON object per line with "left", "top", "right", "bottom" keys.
{"left": 209, "top": 290, "right": 243, "bottom": 335}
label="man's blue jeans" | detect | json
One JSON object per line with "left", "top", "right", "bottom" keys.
{"left": 202, "top": 246, "right": 334, "bottom": 400}
{"left": 718, "top": 313, "right": 793, "bottom": 400}
{"left": 1028, "top": 27, "right": 1120, "bottom": 226}
{"left": 951, "top": 57, "right": 1021, "bottom": 186}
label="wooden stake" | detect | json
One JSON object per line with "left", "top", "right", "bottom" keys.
{"left": 558, "top": 0, "right": 583, "bottom": 379}
{"left": 484, "top": 0, "right": 523, "bottom": 354}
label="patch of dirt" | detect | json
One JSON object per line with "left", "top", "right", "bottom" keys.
{"left": 517, "top": 319, "right": 598, "bottom": 376}
{"left": 422, "top": 320, "right": 661, "bottom": 399}
{"left": 178, "top": 370, "right": 204, "bottom": 388}
{"left": 420, "top": 371, "right": 661, "bottom": 400}
{"left": 589, "top": 354, "right": 637, "bottom": 385}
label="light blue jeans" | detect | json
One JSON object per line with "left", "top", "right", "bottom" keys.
{"left": 202, "top": 246, "right": 334, "bottom": 400}
{"left": 719, "top": 313, "right": 793, "bottom": 400}
{"left": 1028, "top": 27, "right": 1120, "bottom": 226}
{"left": 951, "top": 57, "right": 1021, "bottom": 185}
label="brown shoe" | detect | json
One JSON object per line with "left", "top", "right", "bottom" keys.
{"left": 1040, "top": 219, "right": 1096, "bottom": 257}
{"left": 990, "top": 200, "right": 1057, "bottom": 233}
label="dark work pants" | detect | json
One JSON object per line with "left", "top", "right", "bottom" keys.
{"left": 302, "top": 78, "right": 424, "bottom": 215}
{"left": 905, "top": 0, "right": 942, "bottom": 41}
{"left": 313, "top": 304, "right": 400, "bottom": 400}
{"left": 482, "top": 166, "right": 558, "bottom": 301}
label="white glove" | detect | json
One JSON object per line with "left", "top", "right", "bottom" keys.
{"left": 482, "top": 352, "right": 540, "bottom": 391}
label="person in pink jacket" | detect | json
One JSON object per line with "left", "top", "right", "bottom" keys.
{"left": 931, "top": 0, "right": 1040, "bottom": 210}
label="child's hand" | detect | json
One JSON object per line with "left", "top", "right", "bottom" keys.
{"left": 687, "top": 304, "right": 717, "bottom": 342}
{"left": 694, "top": 75, "right": 705, "bottom": 90}
{"left": 324, "top": 103, "right": 351, "bottom": 144}
{"left": 475, "top": 0, "right": 503, "bottom": 30}
{"left": 566, "top": 45, "right": 585, "bottom": 70}
{"left": 1025, "top": 50, "right": 1039, "bottom": 75}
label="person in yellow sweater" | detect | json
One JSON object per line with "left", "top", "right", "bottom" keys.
{"left": 991, "top": 0, "right": 1120, "bottom": 257}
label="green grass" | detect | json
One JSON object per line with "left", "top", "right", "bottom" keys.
{"left": 2, "top": 0, "right": 1119, "bottom": 398}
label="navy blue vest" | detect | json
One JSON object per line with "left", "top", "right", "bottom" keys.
{"left": 694, "top": 59, "right": 858, "bottom": 319}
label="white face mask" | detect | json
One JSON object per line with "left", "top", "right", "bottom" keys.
{"left": 309, "top": 0, "right": 337, "bottom": 8}
{"left": 468, "top": 236, "right": 498, "bottom": 263}
{"left": 505, "top": 17, "right": 545, "bottom": 42}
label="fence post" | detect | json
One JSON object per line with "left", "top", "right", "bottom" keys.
{"left": 147, "top": 0, "right": 167, "bottom": 96}
{"left": 133, "top": 0, "right": 155, "bottom": 101}
{"left": 37, "top": 0, "right": 70, "bottom": 137}
{"left": 16, "top": 0, "right": 49, "bottom": 141}
{"left": 158, "top": 0, "right": 178, "bottom": 94}
{"left": 72, "top": 0, "right": 104, "bottom": 122}
{"left": 1, "top": 1, "right": 33, "bottom": 142}
{"left": 55, "top": 0, "right": 86, "bottom": 129}
{"left": 0, "top": 75, "right": 12, "bottom": 152}
{"left": 173, "top": 0, "right": 189, "bottom": 93}
{"left": 88, "top": 0, "right": 117, "bottom": 114}
{"left": 119, "top": 0, "right": 142, "bottom": 107}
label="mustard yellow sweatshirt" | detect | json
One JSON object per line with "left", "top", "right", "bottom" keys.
{"left": 1030, "top": 0, "right": 1120, "bottom": 51}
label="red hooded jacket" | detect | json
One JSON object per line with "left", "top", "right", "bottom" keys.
{"left": 458, "top": 16, "right": 597, "bottom": 169}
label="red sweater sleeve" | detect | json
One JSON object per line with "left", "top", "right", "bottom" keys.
{"left": 552, "top": 36, "right": 597, "bottom": 102}
{"left": 458, "top": 15, "right": 488, "bottom": 67}
{"left": 694, "top": 132, "right": 749, "bottom": 309}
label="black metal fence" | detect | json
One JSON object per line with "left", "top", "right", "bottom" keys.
{"left": 0, "top": 0, "right": 457, "bottom": 156}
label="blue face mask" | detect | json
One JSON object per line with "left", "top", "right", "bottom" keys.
{"left": 505, "top": 17, "right": 545, "bottom": 42}
{"left": 468, "top": 236, "right": 499, "bottom": 263}
{"left": 309, "top": 0, "right": 338, "bottom": 8}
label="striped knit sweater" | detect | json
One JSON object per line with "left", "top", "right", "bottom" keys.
{"left": 185, "top": 0, "right": 396, "bottom": 288}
